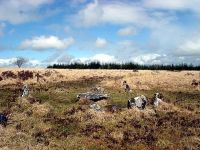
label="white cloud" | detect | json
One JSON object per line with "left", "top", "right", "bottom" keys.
{"left": 143, "top": 0, "right": 200, "bottom": 13}
{"left": 118, "top": 26, "right": 136, "bottom": 36}
{"left": 178, "top": 37, "right": 200, "bottom": 55}
{"left": 91, "top": 54, "right": 115, "bottom": 63}
{"left": 57, "top": 54, "right": 74, "bottom": 63}
{"left": 0, "top": 58, "right": 15, "bottom": 66}
{"left": 131, "top": 53, "right": 165, "bottom": 64}
{"left": 101, "top": 2, "right": 149, "bottom": 25}
{"left": 74, "top": 0, "right": 102, "bottom": 27}
{"left": 144, "top": 0, "right": 189, "bottom": 10}
{"left": 72, "top": 0, "right": 175, "bottom": 28}
{"left": 27, "top": 60, "right": 42, "bottom": 67}
{"left": 95, "top": 37, "right": 107, "bottom": 48}
{"left": 0, "top": 58, "right": 42, "bottom": 67}
{"left": 77, "top": 54, "right": 116, "bottom": 63}
{"left": 45, "top": 53, "right": 116, "bottom": 64}
{"left": 20, "top": 36, "right": 75, "bottom": 50}
{"left": 0, "top": 0, "right": 54, "bottom": 24}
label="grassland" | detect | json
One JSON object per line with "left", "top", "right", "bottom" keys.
{"left": 0, "top": 68, "right": 199, "bottom": 150}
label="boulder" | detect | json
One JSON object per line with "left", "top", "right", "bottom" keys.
{"left": 22, "top": 84, "right": 29, "bottom": 97}
{"left": 77, "top": 92, "right": 108, "bottom": 102}
{"left": 127, "top": 95, "right": 147, "bottom": 109}
{"left": 153, "top": 93, "right": 163, "bottom": 107}
{"left": 90, "top": 103, "right": 101, "bottom": 111}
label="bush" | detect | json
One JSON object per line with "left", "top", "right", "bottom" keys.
{"left": 1, "top": 71, "right": 17, "bottom": 79}
{"left": 18, "top": 70, "right": 34, "bottom": 81}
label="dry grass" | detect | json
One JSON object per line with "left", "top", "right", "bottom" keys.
{"left": 0, "top": 68, "right": 199, "bottom": 91}
{"left": 0, "top": 68, "right": 200, "bottom": 149}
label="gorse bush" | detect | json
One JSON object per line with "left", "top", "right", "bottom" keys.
{"left": 47, "top": 62, "right": 200, "bottom": 70}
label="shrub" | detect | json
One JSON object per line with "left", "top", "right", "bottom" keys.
{"left": 18, "top": 70, "right": 33, "bottom": 81}
{"left": 1, "top": 71, "right": 17, "bottom": 79}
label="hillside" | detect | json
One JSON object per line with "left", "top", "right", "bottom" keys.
{"left": 0, "top": 69, "right": 199, "bottom": 149}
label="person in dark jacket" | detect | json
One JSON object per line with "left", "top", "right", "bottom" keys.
{"left": 0, "top": 113, "right": 8, "bottom": 127}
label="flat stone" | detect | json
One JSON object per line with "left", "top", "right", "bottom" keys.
{"left": 90, "top": 103, "right": 101, "bottom": 111}
{"left": 77, "top": 92, "right": 108, "bottom": 101}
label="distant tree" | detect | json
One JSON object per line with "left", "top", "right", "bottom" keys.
{"left": 13, "top": 57, "right": 28, "bottom": 68}
{"left": 47, "top": 61, "right": 200, "bottom": 70}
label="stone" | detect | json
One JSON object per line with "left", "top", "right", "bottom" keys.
{"left": 153, "top": 93, "right": 163, "bottom": 107}
{"left": 22, "top": 84, "right": 29, "bottom": 97}
{"left": 77, "top": 92, "right": 108, "bottom": 101}
{"left": 127, "top": 95, "right": 147, "bottom": 109}
{"left": 90, "top": 103, "right": 101, "bottom": 111}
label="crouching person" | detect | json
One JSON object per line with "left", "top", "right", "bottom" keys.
{"left": 0, "top": 113, "right": 8, "bottom": 127}
{"left": 122, "top": 81, "right": 132, "bottom": 93}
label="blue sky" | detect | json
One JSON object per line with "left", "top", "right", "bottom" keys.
{"left": 0, "top": 0, "right": 200, "bottom": 67}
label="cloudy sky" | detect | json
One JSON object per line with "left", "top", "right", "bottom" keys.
{"left": 0, "top": 0, "right": 200, "bottom": 67}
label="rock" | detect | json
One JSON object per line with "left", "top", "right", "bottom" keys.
{"left": 77, "top": 92, "right": 109, "bottom": 101}
{"left": 127, "top": 95, "right": 147, "bottom": 109}
{"left": 153, "top": 93, "right": 163, "bottom": 107}
{"left": 90, "top": 103, "right": 101, "bottom": 111}
{"left": 22, "top": 84, "right": 29, "bottom": 97}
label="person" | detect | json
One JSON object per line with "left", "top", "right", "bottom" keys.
{"left": 0, "top": 113, "right": 8, "bottom": 127}
{"left": 36, "top": 72, "right": 40, "bottom": 82}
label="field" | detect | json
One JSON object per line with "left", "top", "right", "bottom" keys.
{"left": 0, "top": 68, "right": 199, "bottom": 150}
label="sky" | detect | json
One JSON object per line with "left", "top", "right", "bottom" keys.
{"left": 0, "top": 0, "right": 200, "bottom": 67}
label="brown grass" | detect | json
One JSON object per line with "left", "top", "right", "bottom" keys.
{"left": 0, "top": 68, "right": 200, "bottom": 149}
{"left": 0, "top": 68, "right": 199, "bottom": 91}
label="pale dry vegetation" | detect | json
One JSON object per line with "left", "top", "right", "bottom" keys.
{"left": 0, "top": 68, "right": 199, "bottom": 150}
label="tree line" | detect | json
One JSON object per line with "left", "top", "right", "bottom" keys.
{"left": 47, "top": 62, "right": 200, "bottom": 70}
